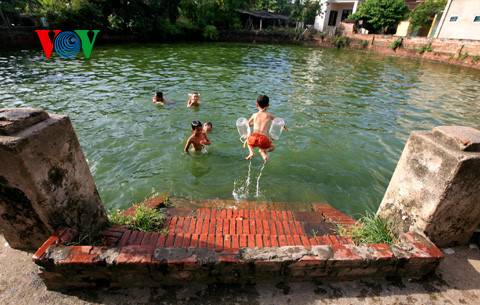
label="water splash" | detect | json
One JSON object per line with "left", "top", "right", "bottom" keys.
{"left": 232, "top": 159, "right": 252, "bottom": 202}
{"left": 246, "top": 159, "right": 252, "bottom": 188}
{"left": 255, "top": 161, "right": 266, "bottom": 198}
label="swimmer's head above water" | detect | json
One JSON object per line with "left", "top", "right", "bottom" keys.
{"left": 191, "top": 120, "right": 202, "bottom": 129}
{"left": 203, "top": 121, "right": 212, "bottom": 133}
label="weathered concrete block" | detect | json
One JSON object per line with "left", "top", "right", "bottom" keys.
{"left": 0, "top": 108, "right": 108, "bottom": 249}
{"left": 377, "top": 126, "right": 480, "bottom": 246}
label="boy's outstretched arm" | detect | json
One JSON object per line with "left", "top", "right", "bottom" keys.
{"left": 184, "top": 138, "right": 192, "bottom": 153}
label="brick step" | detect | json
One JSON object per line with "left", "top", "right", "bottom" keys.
{"left": 130, "top": 198, "right": 357, "bottom": 226}
{"left": 166, "top": 217, "right": 313, "bottom": 236}
{"left": 115, "top": 230, "right": 355, "bottom": 249}
{"left": 149, "top": 198, "right": 326, "bottom": 212}
{"left": 33, "top": 198, "right": 445, "bottom": 289}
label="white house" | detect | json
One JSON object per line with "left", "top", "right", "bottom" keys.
{"left": 314, "top": 0, "right": 364, "bottom": 32}
{"left": 431, "top": 0, "right": 480, "bottom": 40}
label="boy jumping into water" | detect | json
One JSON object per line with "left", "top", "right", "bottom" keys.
{"left": 184, "top": 120, "right": 211, "bottom": 153}
{"left": 246, "top": 95, "right": 287, "bottom": 162}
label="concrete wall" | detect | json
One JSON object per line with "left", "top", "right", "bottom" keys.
{"left": 396, "top": 21, "right": 410, "bottom": 37}
{"left": 435, "top": 0, "right": 480, "bottom": 40}
{"left": 0, "top": 108, "right": 108, "bottom": 249}
{"left": 377, "top": 126, "right": 480, "bottom": 247}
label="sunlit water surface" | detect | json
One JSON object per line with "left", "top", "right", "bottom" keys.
{"left": 1, "top": 42, "right": 479, "bottom": 218}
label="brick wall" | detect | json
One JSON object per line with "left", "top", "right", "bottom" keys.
{"left": 32, "top": 205, "right": 444, "bottom": 289}
{"left": 341, "top": 33, "right": 480, "bottom": 69}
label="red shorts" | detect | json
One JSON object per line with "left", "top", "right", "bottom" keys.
{"left": 247, "top": 133, "right": 272, "bottom": 150}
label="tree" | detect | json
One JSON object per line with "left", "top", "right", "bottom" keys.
{"left": 409, "top": 0, "right": 446, "bottom": 31}
{"left": 350, "top": 0, "right": 409, "bottom": 34}
{"left": 290, "top": 0, "right": 320, "bottom": 25}
{"left": 254, "top": 0, "right": 289, "bottom": 14}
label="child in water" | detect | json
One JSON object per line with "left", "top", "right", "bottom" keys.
{"left": 184, "top": 120, "right": 211, "bottom": 153}
{"left": 203, "top": 121, "right": 212, "bottom": 133}
{"left": 246, "top": 95, "right": 287, "bottom": 162}
{"left": 153, "top": 91, "right": 174, "bottom": 105}
{"left": 187, "top": 93, "right": 200, "bottom": 107}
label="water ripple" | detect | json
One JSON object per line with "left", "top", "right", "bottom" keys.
{"left": 1, "top": 43, "right": 479, "bottom": 217}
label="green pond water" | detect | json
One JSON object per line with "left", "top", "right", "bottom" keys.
{"left": 1, "top": 42, "right": 480, "bottom": 218}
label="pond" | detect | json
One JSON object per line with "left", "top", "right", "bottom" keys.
{"left": 1, "top": 42, "right": 480, "bottom": 218}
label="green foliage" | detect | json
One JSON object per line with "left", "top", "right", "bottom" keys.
{"left": 290, "top": 0, "right": 320, "bottom": 25}
{"left": 108, "top": 203, "right": 168, "bottom": 233}
{"left": 459, "top": 52, "right": 469, "bottom": 60}
{"left": 418, "top": 44, "right": 432, "bottom": 54}
{"left": 202, "top": 24, "right": 219, "bottom": 40}
{"left": 350, "top": 0, "right": 409, "bottom": 34}
{"left": 390, "top": 39, "right": 402, "bottom": 50}
{"left": 254, "top": 0, "right": 289, "bottom": 14}
{"left": 43, "top": 0, "right": 106, "bottom": 29}
{"left": 409, "top": 0, "right": 446, "bottom": 31}
{"left": 335, "top": 212, "right": 398, "bottom": 245}
{"left": 232, "top": 22, "right": 243, "bottom": 31}
{"left": 329, "top": 35, "right": 349, "bottom": 48}
{"left": 361, "top": 40, "right": 368, "bottom": 48}
{"left": 179, "top": 0, "right": 249, "bottom": 31}
{"left": 66, "top": 231, "right": 106, "bottom": 246}
{"left": 471, "top": 55, "right": 480, "bottom": 63}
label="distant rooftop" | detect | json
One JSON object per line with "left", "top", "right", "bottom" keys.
{"left": 237, "top": 9, "right": 289, "bottom": 21}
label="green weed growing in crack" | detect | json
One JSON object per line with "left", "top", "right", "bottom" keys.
{"left": 334, "top": 211, "right": 398, "bottom": 245}
{"left": 108, "top": 203, "right": 168, "bottom": 233}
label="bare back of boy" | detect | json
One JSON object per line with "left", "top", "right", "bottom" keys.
{"left": 247, "top": 110, "right": 275, "bottom": 161}
{"left": 251, "top": 111, "right": 275, "bottom": 136}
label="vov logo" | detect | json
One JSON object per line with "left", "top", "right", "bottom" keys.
{"left": 35, "top": 30, "right": 100, "bottom": 59}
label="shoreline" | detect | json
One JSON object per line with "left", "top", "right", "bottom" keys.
{"left": 3, "top": 28, "right": 479, "bottom": 71}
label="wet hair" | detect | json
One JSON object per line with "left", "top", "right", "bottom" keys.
{"left": 257, "top": 95, "right": 269, "bottom": 109}
{"left": 204, "top": 121, "right": 212, "bottom": 127}
{"left": 191, "top": 120, "right": 202, "bottom": 129}
{"left": 156, "top": 91, "right": 163, "bottom": 98}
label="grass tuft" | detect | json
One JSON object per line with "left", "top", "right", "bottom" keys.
{"left": 335, "top": 211, "right": 398, "bottom": 245}
{"left": 108, "top": 203, "right": 168, "bottom": 233}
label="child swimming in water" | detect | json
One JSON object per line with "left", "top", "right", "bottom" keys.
{"left": 246, "top": 95, "right": 287, "bottom": 162}
{"left": 203, "top": 121, "right": 212, "bottom": 133}
{"left": 184, "top": 120, "right": 211, "bottom": 153}
{"left": 187, "top": 93, "right": 200, "bottom": 107}
{"left": 153, "top": 91, "right": 174, "bottom": 105}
